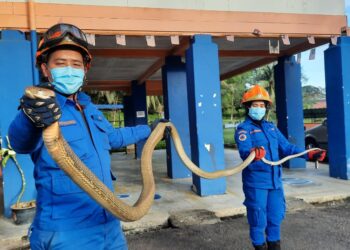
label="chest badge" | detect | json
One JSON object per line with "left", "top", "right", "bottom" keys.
{"left": 238, "top": 134, "right": 247, "bottom": 141}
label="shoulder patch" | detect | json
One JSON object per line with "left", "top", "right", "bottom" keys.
{"left": 238, "top": 134, "right": 247, "bottom": 141}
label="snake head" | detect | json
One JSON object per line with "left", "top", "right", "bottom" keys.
{"left": 25, "top": 86, "right": 55, "bottom": 99}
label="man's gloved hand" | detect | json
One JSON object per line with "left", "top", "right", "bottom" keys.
{"left": 20, "top": 95, "right": 61, "bottom": 128}
{"left": 150, "top": 119, "right": 170, "bottom": 139}
{"left": 250, "top": 146, "right": 266, "bottom": 161}
{"left": 150, "top": 119, "right": 169, "bottom": 131}
{"left": 308, "top": 149, "right": 326, "bottom": 162}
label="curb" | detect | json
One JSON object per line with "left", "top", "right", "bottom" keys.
{"left": 2, "top": 195, "right": 350, "bottom": 247}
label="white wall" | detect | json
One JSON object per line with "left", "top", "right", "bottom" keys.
{"left": 3, "top": 0, "right": 345, "bottom": 15}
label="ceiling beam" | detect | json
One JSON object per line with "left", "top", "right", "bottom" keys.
{"left": 219, "top": 50, "right": 276, "bottom": 57}
{"left": 90, "top": 48, "right": 277, "bottom": 58}
{"left": 86, "top": 80, "right": 131, "bottom": 87}
{"left": 220, "top": 38, "right": 329, "bottom": 80}
{"left": 90, "top": 48, "right": 169, "bottom": 58}
{"left": 146, "top": 80, "right": 163, "bottom": 96}
{"left": 137, "top": 37, "right": 190, "bottom": 84}
{"left": 220, "top": 57, "right": 278, "bottom": 80}
{"left": 83, "top": 79, "right": 163, "bottom": 95}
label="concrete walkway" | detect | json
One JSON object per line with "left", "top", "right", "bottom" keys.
{"left": 1, "top": 149, "right": 350, "bottom": 248}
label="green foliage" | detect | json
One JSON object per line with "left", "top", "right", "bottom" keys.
{"left": 147, "top": 96, "right": 164, "bottom": 115}
{"left": 223, "top": 127, "right": 235, "bottom": 146}
{"left": 302, "top": 85, "right": 326, "bottom": 109}
{"left": 87, "top": 90, "right": 124, "bottom": 105}
{"left": 221, "top": 63, "right": 276, "bottom": 122}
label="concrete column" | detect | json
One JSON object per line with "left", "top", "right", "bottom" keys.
{"left": 162, "top": 56, "right": 191, "bottom": 179}
{"left": 186, "top": 35, "right": 226, "bottom": 196}
{"left": 130, "top": 81, "right": 148, "bottom": 159}
{"left": 123, "top": 95, "right": 134, "bottom": 127}
{"left": 123, "top": 95, "right": 136, "bottom": 156}
{"left": 274, "top": 56, "right": 306, "bottom": 168}
{"left": 324, "top": 37, "right": 350, "bottom": 180}
{"left": 0, "top": 30, "right": 37, "bottom": 217}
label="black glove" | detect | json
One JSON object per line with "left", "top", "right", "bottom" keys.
{"left": 150, "top": 119, "right": 170, "bottom": 139}
{"left": 20, "top": 94, "right": 61, "bottom": 128}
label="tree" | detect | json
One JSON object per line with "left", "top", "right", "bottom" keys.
{"left": 147, "top": 96, "right": 164, "bottom": 117}
{"left": 87, "top": 90, "right": 124, "bottom": 105}
{"left": 221, "top": 67, "right": 259, "bottom": 121}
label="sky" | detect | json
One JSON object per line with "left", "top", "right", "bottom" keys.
{"left": 300, "top": 0, "right": 350, "bottom": 88}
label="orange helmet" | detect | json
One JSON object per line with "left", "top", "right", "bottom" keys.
{"left": 36, "top": 23, "right": 92, "bottom": 69}
{"left": 241, "top": 85, "right": 272, "bottom": 105}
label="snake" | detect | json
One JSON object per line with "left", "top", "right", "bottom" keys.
{"left": 24, "top": 86, "right": 321, "bottom": 222}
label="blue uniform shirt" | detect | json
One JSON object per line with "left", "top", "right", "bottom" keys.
{"left": 8, "top": 92, "right": 151, "bottom": 231}
{"left": 235, "top": 117, "right": 305, "bottom": 189}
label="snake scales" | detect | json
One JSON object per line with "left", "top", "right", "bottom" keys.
{"left": 25, "top": 86, "right": 320, "bottom": 222}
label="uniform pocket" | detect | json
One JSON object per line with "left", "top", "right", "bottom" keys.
{"left": 51, "top": 172, "right": 94, "bottom": 219}
{"left": 39, "top": 123, "right": 88, "bottom": 169}
{"left": 60, "top": 123, "right": 88, "bottom": 159}
{"left": 248, "top": 161, "right": 270, "bottom": 172}
{"left": 52, "top": 173, "right": 83, "bottom": 195}
{"left": 246, "top": 205, "right": 266, "bottom": 227}
{"left": 91, "top": 115, "right": 111, "bottom": 150}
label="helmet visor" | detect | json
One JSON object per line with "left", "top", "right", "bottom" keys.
{"left": 42, "top": 23, "right": 88, "bottom": 49}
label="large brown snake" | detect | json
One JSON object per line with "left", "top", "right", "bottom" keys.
{"left": 24, "top": 86, "right": 320, "bottom": 222}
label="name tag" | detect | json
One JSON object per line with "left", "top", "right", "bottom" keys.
{"left": 250, "top": 129, "right": 262, "bottom": 134}
{"left": 59, "top": 120, "right": 77, "bottom": 126}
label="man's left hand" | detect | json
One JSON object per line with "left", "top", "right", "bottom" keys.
{"left": 150, "top": 119, "right": 170, "bottom": 140}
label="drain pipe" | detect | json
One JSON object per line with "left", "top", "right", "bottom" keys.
{"left": 28, "top": 0, "right": 40, "bottom": 85}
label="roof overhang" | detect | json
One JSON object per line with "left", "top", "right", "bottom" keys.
{"left": 1, "top": 1, "right": 347, "bottom": 95}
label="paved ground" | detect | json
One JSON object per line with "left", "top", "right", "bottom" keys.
{"left": 1, "top": 149, "right": 350, "bottom": 249}
{"left": 127, "top": 199, "right": 350, "bottom": 250}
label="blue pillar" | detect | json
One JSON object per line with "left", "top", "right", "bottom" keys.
{"left": 162, "top": 56, "right": 191, "bottom": 179}
{"left": 274, "top": 56, "right": 306, "bottom": 168}
{"left": 0, "top": 30, "right": 37, "bottom": 217}
{"left": 186, "top": 35, "right": 226, "bottom": 196}
{"left": 30, "top": 30, "right": 40, "bottom": 85}
{"left": 324, "top": 37, "right": 350, "bottom": 180}
{"left": 123, "top": 95, "right": 134, "bottom": 127}
{"left": 130, "top": 81, "right": 148, "bottom": 159}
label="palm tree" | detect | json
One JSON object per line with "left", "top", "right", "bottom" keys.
{"left": 147, "top": 96, "right": 164, "bottom": 117}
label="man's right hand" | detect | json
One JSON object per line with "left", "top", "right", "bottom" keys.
{"left": 308, "top": 149, "right": 326, "bottom": 162}
{"left": 20, "top": 95, "right": 61, "bottom": 128}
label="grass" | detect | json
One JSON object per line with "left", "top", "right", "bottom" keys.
{"left": 223, "top": 127, "right": 236, "bottom": 147}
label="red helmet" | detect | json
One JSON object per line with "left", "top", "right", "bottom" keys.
{"left": 36, "top": 23, "right": 92, "bottom": 69}
{"left": 241, "top": 85, "right": 272, "bottom": 105}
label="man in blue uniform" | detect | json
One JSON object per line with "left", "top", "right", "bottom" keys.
{"left": 9, "top": 23, "right": 151, "bottom": 250}
{"left": 234, "top": 85, "right": 325, "bottom": 250}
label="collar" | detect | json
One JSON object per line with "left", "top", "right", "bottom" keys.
{"left": 245, "top": 116, "right": 267, "bottom": 126}
{"left": 55, "top": 91, "right": 91, "bottom": 108}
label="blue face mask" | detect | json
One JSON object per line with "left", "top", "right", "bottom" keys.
{"left": 249, "top": 107, "right": 266, "bottom": 121}
{"left": 50, "top": 66, "right": 85, "bottom": 95}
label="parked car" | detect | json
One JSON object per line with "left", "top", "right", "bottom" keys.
{"left": 305, "top": 119, "right": 328, "bottom": 152}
